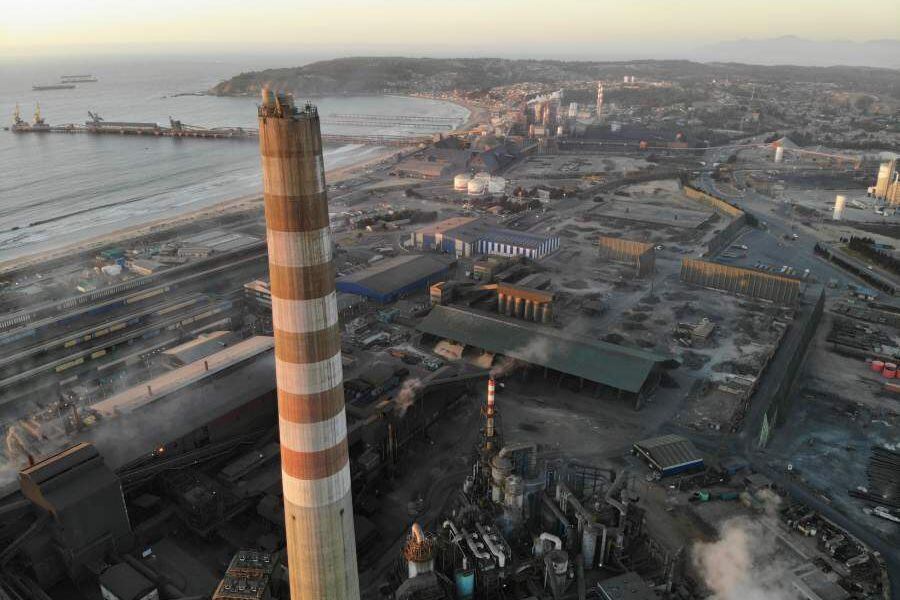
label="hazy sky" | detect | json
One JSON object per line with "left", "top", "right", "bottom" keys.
{"left": 3, "top": 0, "right": 898, "bottom": 58}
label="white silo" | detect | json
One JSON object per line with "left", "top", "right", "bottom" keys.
{"left": 833, "top": 195, "right": 846, "bottom": 220}
{"left": 774, "top": 146, "right": 784, "bottom": 163}
{"left": 454, "top": 173, "right": 472, "bottom": 191}
{"left": 467, "top": 178, "right": 486, "bottom": 196}
{"left": 488, "top": 176, "right": 506, "bottom": 196}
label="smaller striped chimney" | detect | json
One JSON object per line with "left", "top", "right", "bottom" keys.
{"left": 485, "top": 378, "right": 496, "bottom": 447}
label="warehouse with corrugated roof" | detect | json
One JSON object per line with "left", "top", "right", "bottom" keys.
{"left": 632, "top": 434, "right": 704, "bottom": 477}
{"left": 411, "top": 217, "right": 560, "bottom": 259}
{"left": 336, "top": 254, "right": 454, "bottom": 303}
{"left": 417, "top": 305, "right": 673, "bottom": 406}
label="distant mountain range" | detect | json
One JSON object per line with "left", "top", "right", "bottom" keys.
{"left": 692, "top": 36, "right": 900, "bottom": 69}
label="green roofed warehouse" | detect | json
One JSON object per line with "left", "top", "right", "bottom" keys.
{"left": 417, "top": 305, "right": 674, "bottom": 408}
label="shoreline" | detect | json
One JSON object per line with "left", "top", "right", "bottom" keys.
{"left": 0, "top": 92, "right": 468, "bottom": 277}
{"left": 0, "top": 145, "right": 397, "bottom": 277}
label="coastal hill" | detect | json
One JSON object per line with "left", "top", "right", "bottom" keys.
{"left": 211, "top": 57, "right": 900, "bottom": 97}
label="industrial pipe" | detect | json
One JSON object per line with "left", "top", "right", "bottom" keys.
{"left": 539, "top": 532, "right": 563, "bottom": 551}
{"left": 604, "top": 469, "right": 627, "bottom": 519}
{"left": 499, "top": 442, "right": 538, "bottom": 475}
{"left": 461, "top": 527, "right": 491, "bottom": 561}
{"left": 476, "top": 523, "right": 506, "bottom": 568}
{"left": 442, "top": 520, "right": 460, "bottom": 539}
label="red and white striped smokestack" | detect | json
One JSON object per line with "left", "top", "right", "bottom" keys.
{"left": 258, "top": 90, "right": 359, "bottom": 599}
{"left": 596, "top": 82, "right": 604, "bottom": 118}
{"left": 485, "top": 378, "right": 496, "bottom": 443}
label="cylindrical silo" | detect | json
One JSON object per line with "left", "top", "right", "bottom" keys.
{"left": 875, "top": 160, "right": 894, "bottom": 198}
{"left": 582, "top": 525, "right": 597, "bottom": 569}
{"left": 467, "top": 178, "right": 485, "bottom": 196}
{"left": 454, "top": 173, "right": 472, "bottom": 191}
{"left": 258, "top": 90, "right": 359, "bottom": 599}
{"left": 488, "top": 176, "right": 506, "bottom": 196}
{"left": 504, "top": 474, "right": 524, "bottom": 511}
{"left": 833, "top": 195, "right": 846, "bottom": 220}
{"left": 774, "top": 146, "right": 784, "bottom": 163}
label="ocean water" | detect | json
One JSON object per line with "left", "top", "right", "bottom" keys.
{"left": 0, "top": 56, "right": 468, "bottom": 263}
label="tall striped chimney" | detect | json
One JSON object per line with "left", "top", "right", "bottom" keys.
{"left": 258, "top": 90, "right": 359, "bottom": 599}
{"left": 596, "top": 82, "right": 604, "bottom": 118}
{"left": 485, "top": 378, "right": 496, "bottom": 448}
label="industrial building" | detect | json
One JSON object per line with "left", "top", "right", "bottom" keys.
{"left": 418, "top": 305, "right": 673, "bottom": 404}
{"left": 411, "top": 217, "right": 560, "bottom": 259}
{"left": 632, "top": 434, "right": 704, "bottom": 478}
{"left": 680, "top": 258, "right": 801, "bottom": 305}
{"left": 466, "top": 142, "right": 518, "bottom": 174}
{"left": 18, "top": 443, "right": 133, "bottom": 584}
{"left": 161, "top": 330, "right": 239, "bottom": 367}
{"left": 869, "top": 157, "right": 899, "bottom": 206}
{"left": 597, "top": 236, "right": 655, "bottom": 278}
{"left": 243, "top": 279, "right": 368, "bottom": 324}
{"left": 336, "top": 254, "right": 454, "bottom": 303}
{"left": 175, "top": 229, "right": 262, "bottom": 258}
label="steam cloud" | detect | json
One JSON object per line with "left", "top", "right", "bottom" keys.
{"left": 490, "top": 333, "right": 555, "bottom": 378}
{"left": 692, "top": 490, "right": 796, "bottom": 600}
{"left": 395, "top": 377, "right": 424, "bottom": 416}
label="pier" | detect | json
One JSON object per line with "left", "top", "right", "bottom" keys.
{"left": 6, "top": 109, "right": 435, "bottom": 147}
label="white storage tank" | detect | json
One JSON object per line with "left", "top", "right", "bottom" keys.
{"left": 503, "top": 474, "right": 524, "bottom": 511}
{"left": 833, "top": 195, "right": 846, "bottom": 220}
{"left": 467, "top": 178, "right": 486, "bottom": 196}
{"left": 774, "top": 146, "right": 784, "bottom": 163}
{"left": 453, "top": 173, "right": 472, "bottom": 191}
{"left": 488, "top": 177, "right": 506, "bottom": 196}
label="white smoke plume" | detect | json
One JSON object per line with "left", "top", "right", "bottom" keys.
{"left": 692, "top": 491, "right": 796, "bottom": 600}
{"left": 395, "top": 377, "right": 424, "bottom": 416}
{"left": 490, "top": 336, "right": 555, "bottom": 378}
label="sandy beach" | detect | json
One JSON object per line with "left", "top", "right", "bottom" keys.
{"left": 0, "top": 145, "right": 399, "bottom": 277}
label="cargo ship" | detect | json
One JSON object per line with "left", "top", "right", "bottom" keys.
{"left": 61, "top": 74, "right": 98, "bottom": 83}
{"left": 32, "top": 84, "right": 75, "bottom": 91}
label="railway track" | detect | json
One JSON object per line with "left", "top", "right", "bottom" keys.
{"left": 0, "top": 245, "right": 266, "bottom": 336}
{"left": 0, "top": 293, "right": 209, "bottom": 376}
{"left": 0, "top": 299, "right": 238, "bottom": 399}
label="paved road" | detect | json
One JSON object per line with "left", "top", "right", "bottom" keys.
{"left": 697, "top": 173, "right": 852, "bottom": 289}
{"left": 753, "top": 459, "right": 900, "bottom": 600}
{"left": 695, "top": 147, "right": 900, "bottom": 597}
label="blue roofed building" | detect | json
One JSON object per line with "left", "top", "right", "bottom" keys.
{"left": 411, "top": 217, "right": 560, "bottom": 260}
{"left": 336, "top": 254, "right": 454, "bottom": 304}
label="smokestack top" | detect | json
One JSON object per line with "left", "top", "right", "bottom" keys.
{"left": 258, "top": 87, "right": 317, "bottom": 120}
{"left": 403, "top": 523, "right": 434, "bottom": 564}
